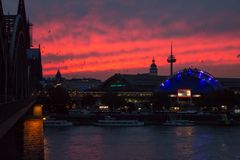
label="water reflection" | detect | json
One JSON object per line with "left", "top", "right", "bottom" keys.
{"left": 173, "top": 127, "right": 195, "bottom": 159}
{"left": 174, "top": 126, "right": 195, "bottom": 137}
{"left": 44, "top": 127, "right": 104, "bottom": 160}
{"left": 23, "top": 119, "right": 44, "bottom": 160}
{"left": 44, "top": 126, "right": 240, "bottom": 160}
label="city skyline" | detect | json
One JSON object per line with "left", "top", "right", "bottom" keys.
{"left": 3, "top": 0, "right": 240, "bottom": 80}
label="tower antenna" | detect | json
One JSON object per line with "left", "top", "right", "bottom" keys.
{"left": 167, "top": 42, "right": 176, "bottom": 77}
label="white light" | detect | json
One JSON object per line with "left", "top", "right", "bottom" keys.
{"left": 169, "top": 94, "right": 177, "bottom": 97}
{"left": 178, "top": 93, "right": 183, "bottom": 96}
{"left": 221, "top": 105, "right": 227, "bottom": 110}
{"left": 234, "top": 109, "right": 240, "bottom": 114}
{"left": 193, "top": 94, "right": 201, "bottom": 97}
{"left": 99, "top": 106, "right": 109, "bottom": 109}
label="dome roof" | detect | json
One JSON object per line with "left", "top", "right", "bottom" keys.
{"left": 160, "top": 68, "right": 223, "bottom": 93}
{"left": 151, "top": 63, "right": 157, "bottom": 68}
{"left": 150, "top": 58, "right": 157, "bottom": 68}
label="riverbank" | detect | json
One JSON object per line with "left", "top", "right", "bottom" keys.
{"left": 46, "top": 112, "right": 240, "bottom": 126}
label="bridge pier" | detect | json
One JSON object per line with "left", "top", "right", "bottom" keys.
{"left": 0, "top": 102, "right": 44, "bottom": 160}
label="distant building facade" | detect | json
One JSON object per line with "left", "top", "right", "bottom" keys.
{"left": 63, "top": 78, "right": 102, "bottom": 92}
{"left": 101, "top": 73, "right": 166, "bottom": 104}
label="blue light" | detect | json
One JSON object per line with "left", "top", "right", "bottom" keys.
{"left": 188, "top": 69, "right": 193, "bottom": 75}
{"left": 164, "top": 79, "right": 170, "bottom": 87}
{"left": 161, "top": 83, "right": 165, "bottom": 87}
{"left": 200, "top": 79, "right": 206, "bottom": 85}
{"left": 176, "top": 74, "right": 181, "bottom": 81}
{"left": 198, "top": 72, "right": 202, "bottom": 78}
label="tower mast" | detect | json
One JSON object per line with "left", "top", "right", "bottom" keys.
{"left": 167, "top": 42, "right": 176, "bottom": 77}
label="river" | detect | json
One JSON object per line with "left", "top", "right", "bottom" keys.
{"left": 43, "top": 125, "right": 240, "bottom": 160}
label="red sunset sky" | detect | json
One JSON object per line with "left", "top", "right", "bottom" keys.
{"left": 3, "top": 0, "right": 240, "bottom": 80}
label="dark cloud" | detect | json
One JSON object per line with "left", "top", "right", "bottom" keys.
{"left": 42, "top": 47, "right": 155, "bottom": 63}
{"left": 182, "top": 46, "right": 240, "bottom": 55}
{"left": 3, "top": 0, "right": 240, "bottom": 38}
{"left": 3, "top": 0, "right": 240, "bottom": 78}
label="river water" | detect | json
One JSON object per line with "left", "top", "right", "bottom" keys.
{"left": 43, "top": 126, "right": 240, "bottom": 160}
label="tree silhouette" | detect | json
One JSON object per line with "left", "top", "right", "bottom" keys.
{"left": 47, "top": 85, "right": 70, "bottom": 113}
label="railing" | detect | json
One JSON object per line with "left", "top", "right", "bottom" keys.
{"left": 0, "top": 98, "right": 33, "bottom": 124}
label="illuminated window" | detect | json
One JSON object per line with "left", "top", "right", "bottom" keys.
{"left": 99, "top": 106, "right": 109, "bottom": 109}
{"left": 110, "top": 83, "right": 126, "bottom": 87}
{"left": 178, "top": 89, "right": 191, "bottom": 98}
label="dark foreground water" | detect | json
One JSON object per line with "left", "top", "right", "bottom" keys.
{"left": 44, "top": 126, "right": 240, "bottom": 160}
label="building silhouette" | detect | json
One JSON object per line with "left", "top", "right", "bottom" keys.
{"left": 55, "top": 69, "right": 62, "bottom": 81}
{"left": 0, "top": 0, "right": 42, "bottom": 103}
{"left": 149, "top": 58, "right": 158, "bottom": 76}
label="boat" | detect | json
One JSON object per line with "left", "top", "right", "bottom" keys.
{"left": 163, "top": 119, "right": 195, "bottom": 126}
{"left": 94, "top": 116, "right": 144, "bottom": 127}
{"left": 44, "top": 119, "right": 73, "bottom": 127}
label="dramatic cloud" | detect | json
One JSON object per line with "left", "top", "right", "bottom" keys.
{"left": 3, "top": 0, "right": 240, "bottom": 80}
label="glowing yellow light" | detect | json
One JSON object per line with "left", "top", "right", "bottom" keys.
{"left": 33, "top": 105, "right": 43, "bottom": 117}
{"left": 178, "top": 89, "right": 191, "bottom": 97}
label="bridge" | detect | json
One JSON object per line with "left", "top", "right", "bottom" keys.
{"left": 0, "top": 0, "right": 43, "bottom": 159}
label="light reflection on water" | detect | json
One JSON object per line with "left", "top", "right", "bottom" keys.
{"left": 23, "top": 119, "right": 44, "bottom": 160}
{"left": 44, "top": 126, "right": 240, "bottom": 160}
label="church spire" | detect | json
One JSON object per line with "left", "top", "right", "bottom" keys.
{"left": 55, "top": 69, "right": 62, "bottom": 81}
{"left": 18, "top": 0, "right": 26, "bottom": 22}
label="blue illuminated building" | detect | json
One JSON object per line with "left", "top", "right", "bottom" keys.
{"left": 160, "top": 68, "right": 224, "bottom": 94}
